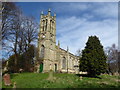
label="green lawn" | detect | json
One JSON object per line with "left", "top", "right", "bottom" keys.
{"left": 2, "top": 73, "right": 120, "bottom": 88}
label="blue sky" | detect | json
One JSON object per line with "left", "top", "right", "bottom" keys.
{"left": 15, "top": 2, "right": 118, "bottom": 55}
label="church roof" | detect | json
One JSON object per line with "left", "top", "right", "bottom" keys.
{"left": 59, "top": 47, "right": 79, "bottom": 59}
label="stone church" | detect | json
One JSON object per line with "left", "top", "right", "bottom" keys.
{"left": 37, "top": 9, "right": 79, "bottom": 73}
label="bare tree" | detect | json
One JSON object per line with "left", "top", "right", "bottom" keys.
{"left": 20, "top": 16, "right": 38, "bottom": 71}
{"left": 2, "top": 2, "right": 17, "bottom": 46}
{"left": 105, "top": 44, "right": 118, "bottom": 75}
{"left": 2, "top": 2, "right": 39, "bottom": 72}
{"left": 1, "top": 3, "right": 21, "bottom": 72}
{"left": 7, "top": 8, "right": 22, "bottom": 72}
{"left": 24, "top": 16, "right": 38, "bottom": 47}
{"left": 17, "top": 16, "right": 39, "bottom": 53}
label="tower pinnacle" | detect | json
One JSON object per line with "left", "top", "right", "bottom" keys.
{"left": 67, "top": 46, "right": 69, "bottom": 52}
{"left": 54, "top": 13, "right": 56, "bottom": 17}
{"left": 48, "top": 8, "right": 51, "bottom": 16}
{"left": 58, "top": 40, "right": 60, "bottom": 47}
{"left": 48, "top": 8, "right": 51, "bottom": 12}
{"left": 41, "top": 11, "right": 44, "bottom": 15}
{"left": 41, "top": 11, "right": 44, "bottom": 18}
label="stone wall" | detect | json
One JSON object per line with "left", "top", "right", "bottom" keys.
{"left": 37, "top": 9, "right": 80, "bottom": 73}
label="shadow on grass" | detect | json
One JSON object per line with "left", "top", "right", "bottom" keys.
{"left": 76, "top": 74, "right": 102, "bottom": 79}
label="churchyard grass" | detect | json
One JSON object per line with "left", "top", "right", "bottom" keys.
{"left": 2, "top": 73, "right": 120, "bottom": 88}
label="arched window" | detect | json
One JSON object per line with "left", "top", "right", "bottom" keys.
{"left": 40, "top": 45, "right": 45, "bottom": 58}
{"left": 52, "top": 22, "right": 54, "bottom": 34}
{"left": 62, "top": 57, "right": 66, "bottom": 69}
{"left": 45, "top": 19, "right": 47, "bottom": 31}
{"left": 50, "top": 20, "right": 52, "bottom": 32}
{"left": 43, "top": 20, "right": 45, "bottom": 31}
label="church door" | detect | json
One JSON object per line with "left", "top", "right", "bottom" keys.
{"left": 54, "top": 64, "right": 57, "bottom": 72}
{"left": 40, "top": 63, "right": 43, "bottom": 73}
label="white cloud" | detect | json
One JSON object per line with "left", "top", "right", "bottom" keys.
{"left": 52, "top": 2, "right": 117, "bottom": 19}
{"left": 56, "top": 16, "right": 118, "bottom": 54}
{"left": 54, "top": 3, "right": 118, "bottom": 54}
{"left": 92, "top": 3, "right": 118, "bottom": 18}
{"left": 52, "top": 3, "right": 92, "bottom": 13}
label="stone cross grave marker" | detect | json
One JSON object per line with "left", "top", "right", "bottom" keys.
{"left": 3, "top": 74, "right": 12, "bottom": 86}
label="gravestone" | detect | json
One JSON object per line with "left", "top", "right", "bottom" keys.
{"left": 3, "top": 74, "right": 12, "bottom": 86}
{"left": 80, "top": 76, "right": 83, "bottom": 80}
{"left": 13, "top": 82, "right": 16, "bottom": 88}
{"left": 30, "top": 68, "right": 34, "bottom": 72}
{"left": 19, "top": 68, "right": 23, "bottom": 73}
{"left": 47, "top": 64, "right": 56, "bottom": 81}
{"left": 37, "top": 64, "right": 40, "bottom": 73}
{"left": 47, "top": 70, "right": 54, "bottom": 80}
{"left": 34, "top": 62, "right": 40, "bottom": 73}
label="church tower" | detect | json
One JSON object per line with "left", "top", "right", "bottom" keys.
{"left": 38, "top": 9, "right": 56, "bottom": 72}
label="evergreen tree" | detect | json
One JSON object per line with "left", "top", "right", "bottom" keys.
{"left": 80, "top": 36, "right": 107, "bottom": 76}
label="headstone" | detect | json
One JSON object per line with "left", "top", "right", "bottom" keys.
{"left": 114, "top": 72, "right": 119, "bottom": 76}
{"left": 3, "top": 67, "right": 8, "bottom": 73}
{"left": 109, "top": 73, "right": 112, "bottom": 76}
{"left": 80, "top": 76, "right": 83, "bottom": 80}
{"left": 19, "top": 68, "right": 23, "bottom": 73}
{"left": 34, "top": 64, "right": 37, "bottom": 73}
{"left": 13, "top": 82, "right": 16, "bottom": 88}
{"left": 37, "top": 64, "right": 40, "bottom": 73}
{"left": 3, "top": 74, "right": 12, "bottom": 86}
{"left": 30, "top": 68, "right": 34, "bottom": 72}
{"left": 47, "top": 70, "right": 56, "bottom": 81}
